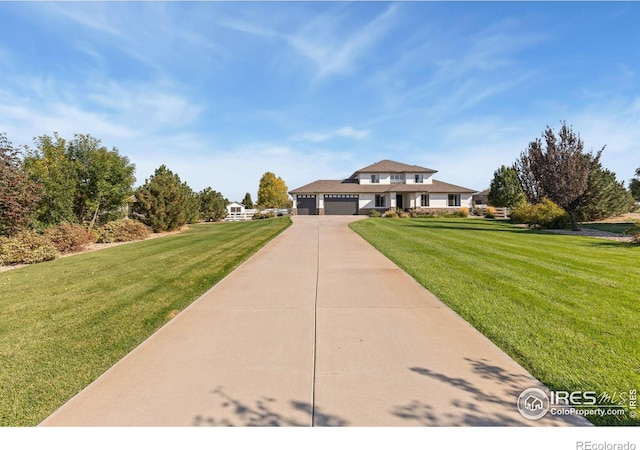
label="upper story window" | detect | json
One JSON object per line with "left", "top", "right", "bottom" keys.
{"left": 371, "top": 174, "right": 380, "bottom": 184}
{"left": 390, "top": 174, "right": 405, "bottom": 183}
{"left": 414, "top": 174, "right": 424, "bottom": 183}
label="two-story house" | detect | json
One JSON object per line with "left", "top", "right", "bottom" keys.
{"left": 289, "top": 159, "right": 476, "bottom": 215}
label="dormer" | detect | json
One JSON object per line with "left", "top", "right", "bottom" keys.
{"left": 350, "top": 159, "right": 437, "bottom": 185}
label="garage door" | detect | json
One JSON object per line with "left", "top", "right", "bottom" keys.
{"left": 324, "top": 194, "right": 359, "bottom": 215}
{"left": 296, "top": 195, "right": 316, "bottom": 215}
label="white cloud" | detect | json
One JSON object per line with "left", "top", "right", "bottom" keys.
{"left": 295, "top": 126, "right": 370, "bottom": 143}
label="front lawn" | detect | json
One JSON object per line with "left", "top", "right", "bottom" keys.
{"left": 350, "top": 218, "right": 640, "bottom": 426}
{"left": 0, "top": 218, "right": 291, "bottom": 426}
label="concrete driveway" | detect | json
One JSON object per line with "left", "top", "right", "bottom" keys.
{"left": 41, "top": 216, "right": 588, "bottom": 426}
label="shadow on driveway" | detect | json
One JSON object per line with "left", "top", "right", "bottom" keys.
{"left": 194, "top": 386, "right": 348, "bottom": 427}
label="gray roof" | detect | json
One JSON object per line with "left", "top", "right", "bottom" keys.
{"left": 290, "top": 179, "right": 476, "bottom": 195}
{"left": 354, "top": 159, "right": 437, "bottom": 174}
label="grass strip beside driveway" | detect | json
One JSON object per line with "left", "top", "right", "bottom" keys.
{"left": 0, "top": 218, "right": 291, "bottom": 426}
{"left": 350, "top": 218, "right": 640, "bottom": 426}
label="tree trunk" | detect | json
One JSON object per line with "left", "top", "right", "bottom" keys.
{"left": 568, "top": 210, "right": 580, "bottom": 231}
{"left": 88, "top": 204, "right": 100, "bottom": 230}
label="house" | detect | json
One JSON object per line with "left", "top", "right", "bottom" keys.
{"left": 289, "top": 159, "right": 476, "bottom": 215}
{"left": 224, "top": 202, "right": 256, "bottom": 221}
{"left": 473, "top": 189, "right": 490, "bottom": 208}
{"left": 226, "top": 202, "right": 245, "bottom": 215}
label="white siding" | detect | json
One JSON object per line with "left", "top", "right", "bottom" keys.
{"left": 461, "top": 193, "right": 473, "bottom": 208}
{"left": 358, "top": 173, "right": 391, "bottom": 184}
{"left": 359, "top": 194, "right": 376, "bottom": 210}
{"left": 226, "top": 202, "right": 245, "bottom": 214}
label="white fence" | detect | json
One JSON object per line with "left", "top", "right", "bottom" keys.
{"left": 223, "top": 208, "right": 290, "bottom": 222}
{"left": 473, "top": 207, "right": 510, "bottom": 219}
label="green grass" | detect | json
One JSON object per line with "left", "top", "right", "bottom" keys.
{"left": 580, "top": 222, "right": 637, "bottom": 234}
{"left": 350, "top": 218, "right": 640, "bottom": 426}
{"left": 0, "top": 218, "right": 291, "bottom": 426}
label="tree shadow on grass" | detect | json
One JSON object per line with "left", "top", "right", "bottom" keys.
{"left": 193, "top": 386, "right": 347, "bottom": 427}
{"left": 392, "top": 358, "right": 589, "bottom": 426}
{"left": 401, "top": 222, "right": 546, "bottom": 236}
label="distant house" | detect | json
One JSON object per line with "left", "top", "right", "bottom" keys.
{"left": 226, "top": 202, "right": 245, "bottom": 215}
{"left": 473, "top": 189, "right": 490, "bottom": 207}
{"left": 289, "top": 159, "right": 475, "bottom": 215}
{"left": 224, "top": 202, "right": 255, "bottom": 222}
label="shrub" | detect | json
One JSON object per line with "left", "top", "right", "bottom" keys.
{"left": 485, "top": 206, "right": 496, "bottom": 219}
{"left": 252, "top": 211, "right": 276, "bottom": 220}
{"left": 459, "top": 207, "right": 470, "bottom": 218}
{"left": 510, "top": 199, "right": 571, "bottom": 229}
{"left": 97, "top": 219, "right": 152, "bottom": 243}
{"left": 383, "top": 210, "right": 398, "bottom": 218}
{"left": 45, "top": 222, "right": 96, "bottom": 253}
{"left": 626, "top": 224, "right": 640, "bottom": 244}
{"left": 0, "top": 231, "right": 57, "bottom": 265}
{"left": 409, "top": 209, "right": 435, "bottom": 218}
{"left": 369, "top": 209, "right": 381, "bottom": 218}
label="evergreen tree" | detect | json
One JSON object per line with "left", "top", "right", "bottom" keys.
{"left": 134, "top": 165, "right": 197, "bottom": 232}
{"left": 242, "top": 192, "right": 254, "bottom": 209}
{"left": 575, "top": 163, "right": 635, "bottom": 221}
{"left": 199, "top": 187, "right": 228, "bottom": 222}
{"left": 630, "top": 167, "right": 640, "bottom": 202}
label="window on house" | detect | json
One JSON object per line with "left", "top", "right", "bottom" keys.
{"left": 448, "top": 194, "right": 461, "bottom": 207}
{"left": 231, "top": 207, "right": 241, "bottom": 213}
{"left": 375, "top": 194, "right": 385, "bottom": 207}
{"left": 371, "top": 174, "right": 380, "bottom": 183}
{"left": 421, "top": 194, "right": 429, "bottom": 207}
{"left": 390, "top": 174, "right": 405, "bottom": 183}
{"left": 415, "top": 174, "right": 424, "bottom": 183}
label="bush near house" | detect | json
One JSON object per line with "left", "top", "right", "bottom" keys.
{"left": 485, "top": 206, "right": 496, "bottom": 219}
{"left": 97, "top": 219, "right": 152, "bottom": 243}
{"left": 383, "top": 210, "right": 398, "bottom": 218}
{"left": 459, "top": 207, "right": 470, "bottom": 217}
{"left": 369, "top": 209, "right": 381, "bottom": 218}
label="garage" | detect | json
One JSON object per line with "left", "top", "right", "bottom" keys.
{"left": 296, "top": 195, "right": 317, "bottom": 215}
{"left": 324, "top": 194, "right": 359, "bottom": 215}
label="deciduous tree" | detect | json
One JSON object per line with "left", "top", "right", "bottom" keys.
{"left": 515, "top": 122, "right": 601, "bottom": 230}
{"left": 24, "top": 133, "right": 135, "bottom": 229}
{"left": 488, "top": 165, "right": 525, "bottom": 208}
{"left": 67, "top": 134, "right": 135, "bottom": 229}
{"left": 257, "top": 172, "right": 290, "bottom": 209}
{"left": 0, "top": 133, "right": 41, "bottom": 236}
{"left": 24, "top": 133, "right": 76, "bottom": 226}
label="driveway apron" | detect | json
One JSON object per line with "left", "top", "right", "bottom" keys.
{"left": 41, "top": 216, "right": 588, "bottom": 426}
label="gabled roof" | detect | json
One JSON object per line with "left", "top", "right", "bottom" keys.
{"left": 354, "top": 159, "right": 437, "bottom": 174}
{"left": 289, "top": 179, "right": 476, "bottom": 195}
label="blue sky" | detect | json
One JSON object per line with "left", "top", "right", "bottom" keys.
{"left": 1, "top": 2, "right": 638, "bottom": 202}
